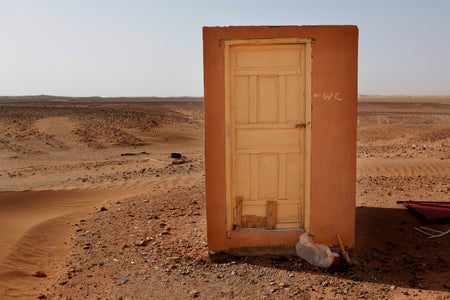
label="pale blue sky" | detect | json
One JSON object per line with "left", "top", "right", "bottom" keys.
{"left": 0, "top": 0, "right": 449, "bottom": 97}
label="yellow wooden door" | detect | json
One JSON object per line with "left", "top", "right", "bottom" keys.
{"left": 225, "top": 39, "right": 311, "bottom": 232}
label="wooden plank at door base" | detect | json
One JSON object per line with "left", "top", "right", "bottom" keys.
{"left": 266, "top": 200, "right": 277, "bottom": 229}
{"left": 235, "top": 197, "right": 243, "bottom": 230}
{"left": 242, "top": 215, "right": 267, "bottom": 228}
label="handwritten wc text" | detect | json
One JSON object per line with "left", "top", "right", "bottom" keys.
{"left": 313, "top": 92, "right": 342, "bottom": 101}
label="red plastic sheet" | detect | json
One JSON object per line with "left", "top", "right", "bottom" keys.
{"left": 400, "top": 201, "right": 450, "bottom": 223}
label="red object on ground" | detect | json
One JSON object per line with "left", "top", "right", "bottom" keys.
{"left": 400, "top": 201, "right": 450, "bottom": 223}
{"left": 332, "top": 252, "right": 341, "bottom": 265}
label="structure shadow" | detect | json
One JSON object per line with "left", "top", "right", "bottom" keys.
{"left": 352, "top": 206, "right": 449, "bottom": 291}
{"left": 217, "top": 207, "right": 450, "bottom": 293}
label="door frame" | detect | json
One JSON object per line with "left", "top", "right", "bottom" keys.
{"left": 224, "top": 38, "right": 312, "bottom": 237}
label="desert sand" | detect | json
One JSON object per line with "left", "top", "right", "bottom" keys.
{"left": 0, "top": 96, "right": 449, "bottom": 299}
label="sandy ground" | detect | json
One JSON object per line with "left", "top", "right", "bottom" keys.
{"left": 0, "top": 97, "right": 449, "bottom": 299}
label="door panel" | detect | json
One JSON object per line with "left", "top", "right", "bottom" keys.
{"left": 257, "top": 154, "right": 278, "bottom": 200}
{"left": 258, "top": 76, "right": 278, "bottom": 123}
{"left": 226, "top": 39, "right": 311, "bottom": 231}
{"left": 286, "top": 75, "right": 305, "bottom": 123}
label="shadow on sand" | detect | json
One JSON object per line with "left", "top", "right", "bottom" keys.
{"left": 216, "top": 206, "right": 450, "bottom": 293}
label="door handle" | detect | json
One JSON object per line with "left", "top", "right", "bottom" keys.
{"left": 295, "top": 123, "right": 306, "bottom": 129}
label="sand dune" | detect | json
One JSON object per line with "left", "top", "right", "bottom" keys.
{"left": 35, "top": 117, "right": 81, "bottom": 148}
{"left": 0, "top": 100, "right": 205, "bottom": 298}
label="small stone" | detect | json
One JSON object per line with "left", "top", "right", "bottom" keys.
{"left": 121, "top": 278, "right": 128, "bottom": 284}
{"left": 390, "top": 285, "right": 396, "bottom": 290}
{"left": 321, "top": 280, "right": 329, "bottom": 287}
{"left": 172, "top": 159, "right": 186, "bottom": 165}
{"left": 136, "top": 239, "right": 148, "bottom": 246}
{"left": 99, "top": 206, "right": 108, "bottom": 211}
{"left": 37, "top": 294, "right": 47, "bottom": 299}
{"left": 33, "top": 271, "right": 47, "bottom": 278}
{"left": 190, "top": 290, "right": 199, "bottom": 297}
{"left": 181, "top": 270, "right": 190, "bottom": 275}
{"left": 59, "top": 281, "right": 67, "bottom": 286}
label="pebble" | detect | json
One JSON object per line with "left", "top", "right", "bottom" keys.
{"left": 190, "top": 290, "right": 199, "bottom": 297}
{"left": 136, "top": 239, "right": 148, "bottom": 246}
{"left": 33, "top": 271, "right": 47, "bottom": 278}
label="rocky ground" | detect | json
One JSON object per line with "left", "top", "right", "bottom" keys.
{"left": 0, "top": 98, "right": 449, "bottom": 299}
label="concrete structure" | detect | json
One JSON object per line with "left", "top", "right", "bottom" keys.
{"left": 203, "top": 26, "right": 358, "bottom": 255}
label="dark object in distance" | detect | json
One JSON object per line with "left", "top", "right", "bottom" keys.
{"left": 170, "top": 153, "right": 182, "bottom": 159}
{"left": 121, "top": 151, "right": 149, "bottom": 156}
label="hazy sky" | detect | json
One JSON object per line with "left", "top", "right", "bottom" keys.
{"left": 1, "top": 0, "right": 449, "bottom": 97}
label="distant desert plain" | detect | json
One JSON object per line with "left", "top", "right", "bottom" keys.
{"left": 0, "top": 95, "right": 449, "bottom": 299}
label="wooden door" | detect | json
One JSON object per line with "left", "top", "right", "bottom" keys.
{"left": 225, "top": 38, "right": 311, "bottom": 233}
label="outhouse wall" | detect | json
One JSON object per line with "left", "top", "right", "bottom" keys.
{"left": 203, "top": 25, "right": 358, "bottom": 253}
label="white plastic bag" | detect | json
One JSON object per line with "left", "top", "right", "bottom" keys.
{"left": 295, "top": 233, "right": 333, "bottom": 268}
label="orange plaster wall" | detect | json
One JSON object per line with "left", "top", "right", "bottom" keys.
{"left": 203, "top": 26, "right": 358, "bottom": 252}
